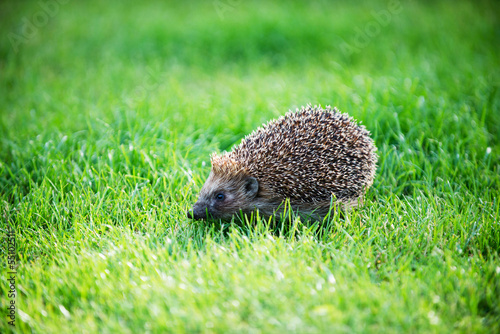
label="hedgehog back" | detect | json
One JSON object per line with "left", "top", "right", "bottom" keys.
{"left": 227, "top": 106, "right": 377, "bottom": 203}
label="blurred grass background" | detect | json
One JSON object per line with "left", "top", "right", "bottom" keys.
{"left": 1, "top": 0, "right": 499, "bottom": 332}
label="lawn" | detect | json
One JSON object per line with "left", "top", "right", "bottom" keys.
{"left": 1, "top": 0, "right": 499, "bottom": 332}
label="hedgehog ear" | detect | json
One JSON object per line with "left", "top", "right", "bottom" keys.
{"left": 245, "top": 177, "right": 259, "bottom": 198}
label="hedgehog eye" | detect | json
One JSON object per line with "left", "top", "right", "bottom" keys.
{"left": 215, "top": 193, "right": 225, "bottom": 201}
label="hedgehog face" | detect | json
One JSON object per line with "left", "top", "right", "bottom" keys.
{"left": 188, "top": 173, "right": 259, "bottom": 221}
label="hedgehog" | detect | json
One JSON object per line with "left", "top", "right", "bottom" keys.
{"left": 187, "top": 105, "right": 377, "bottom": 222}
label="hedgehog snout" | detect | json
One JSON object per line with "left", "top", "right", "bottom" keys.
{"left": 188, "top": 202, "right": 209, "bottom": 220}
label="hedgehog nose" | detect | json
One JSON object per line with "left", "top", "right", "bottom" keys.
{"left": 188, "top": 205, "right": 207, "bottom": 220}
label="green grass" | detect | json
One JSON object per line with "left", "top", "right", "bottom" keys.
{"left": 1, "top": 0, "right": 499, "bottom": 332}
